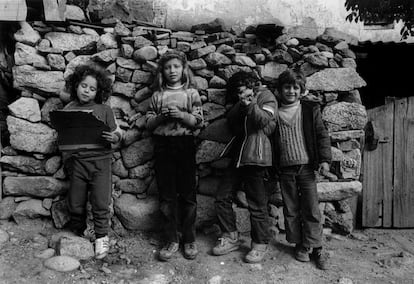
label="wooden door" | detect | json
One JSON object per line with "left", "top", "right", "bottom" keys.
{"left": 363, "top": 97, "right": 414, "bottom": 227}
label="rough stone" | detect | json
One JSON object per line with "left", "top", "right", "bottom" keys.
{"left": 13, "top": 65, "right": 65, "bottom": 95}
{"left": 193, "top": 76, "right": 209, "bottom": 90}
{"left": 7, "top": 116, "right": 57, "bottom": 154}
{"left": 115, "top": 179, "right": 147, "bottom": 194}
{"left": 114, "top": 194, "right": 159, "bottom": 230}
{"left": 134, "top": 87, "right": 152, "bottom": 103}
{"left": 57, "top": 235, "right": 94, "bottom": 260}
{"left": 44, "top": 256, "right": 80, "bottom": 272}
{"left": 322, "top": 102, "right": 368, "bottom": 132}
{"left": 234, "top": 55, "right": 256, "bottom": 67}
{"left": 114, "top": 21, "right": 131, "bottom": 37}
{"left": 14, "top": 42, "right": 47, "bottom": 66}
{"left": 131, "top": 70, "right": 153, "bottom": 84}
{"left": 45, "top": 156, "right": 61, "bottom": 174}
{"left": 307, "top": 68, "right": 367, "bottom": 92}
{"left": 12, "top": 199, "right": 51, "bottom": 224}
{"left": 116, "top": 57, "right": 141, "bottom": 70}
{"left": 92, "top": 49, "right": 120, "bottom": 63}
{"left": 51, "top": 199, "right": 70, "bottom": 229}
{"left": 258, "top": 62, "right": 288, "bottom": 82}
{"left": 190, "top": 45, "right": 216, "bottom": 59}
{"left": 202, "top": 103, "right": 226, "bottom": 122}
{"left": 189, "top": 58, "right": 207, "bottom": 70}
{"left": 204, "top": 52, "right": 232, "bottom": 67}
{"left": 0, "top": 197, "right": 18, "bottom": 220}
{"left": 317, "top": 181, "right": 362, "bottom": 202}
{"left": 196, "top": 140, "right": 227, "bottom": 164}
{"left": 45, "top": 32, "right": 98, "bottom": 52}
{"left": 14, "top": 22, "right": 41, "bottom": 46}
{"left": 207, "top": 89, "right": 226, "bottom": 105}
{"left": 4, "top": 176, "right": 68, "bottom": 198}
{"left": 112, "top": 158, "right": 129, "bottom": 178}
{"left": 35, "top": 248, "right": 55, "bottom": 259}
{"left": 41, "top": 97, "right": 64, "bottom": 124}
{"left": 97, "top": 33, "right": 118, "bottom": 51}
{"left": 63, "top": 55, "right": 92, "bottom": 79}
{"left": 209, "top": 76, "right": 227, "bottom": 88}
{"left": 0, "top": 155, "right": 46, "bottom": 175}
{"left": 47, "top": 54, "right": 66, "bottom": 71}
{"left": 218, "top": 65, "right": 253, "bottom": 81}
{"left": 129, "top": 162, "right": 152, "bottom": 179}
{"left": 121, "top": 138, "right": 154, "bottom": 168}
{"left": 112, "top": 82, "right": 136, "bottom": 98}
{"left": 9, "top": 97, "right": 41, "bottom": 123}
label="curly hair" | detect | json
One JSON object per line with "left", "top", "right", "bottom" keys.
{"left": 153, "top": 50, "right": 193, "bottom": 91}
{"left": 226, "top": 71, "right": 260, "bottom": 104}
{"left": 65, "top": 64, "right": 112, "bottom": 104}
{"left": 277, "top": 69, "right": 306, "bottom": 94}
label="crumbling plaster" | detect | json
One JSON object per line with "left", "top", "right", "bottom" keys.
{"left": 162, "top": 0, "right": 413, "bottom": 43}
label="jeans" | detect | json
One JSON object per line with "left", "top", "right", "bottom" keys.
{"left": 215, "top": 166, "right": 271, "bottom": 244}
{"left": 279, "top": 164, "right": 322, "bottom": 248}
{"left": 154, "top": 135, "right": 197, "bottom": 243}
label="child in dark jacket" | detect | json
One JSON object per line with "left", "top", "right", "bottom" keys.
{"left": 273, "top": 69, "right": 332, "bottom": 270}
{"left": 212, "top": 71, "right": 277, "bottom": 263}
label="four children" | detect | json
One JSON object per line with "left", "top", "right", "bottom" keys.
{"left": 60, "top": 56, "right": 331, "bottom": 269}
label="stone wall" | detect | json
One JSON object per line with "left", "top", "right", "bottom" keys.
{"left": 0, "top": 16, "right": 367, "bottom": 237}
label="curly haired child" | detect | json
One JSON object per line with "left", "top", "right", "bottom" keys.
{"left": 63, "top": 64, "right": 122, "bottom": 259}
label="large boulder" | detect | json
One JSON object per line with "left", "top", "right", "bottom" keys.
{"left": 45, "top": 32, "right": 98, "bottom": 52}
{"left": 14, "top": 22, "right": 41, "bottom": 46}
{"left": 13, "top": 65, "right": 65, "bottom": 95}
{"left": 12, "top": 199, "right": 51, "bottom": 224}
{"left": 14, "top": 42, "right": 47, "bottom": 66}
{"left": 317, "top": 181, "right": 362, "bottom": 202}
{"left": 306, "top": 68, "right": 366, "bottom": 92}
{"left": 196, "top": 140, "right": 227, "bottom": 164}
{"left": 7, "top": 116, "right": 57, "bottom": 153}
{"left": 57, "top": 236, "right": 94, "bottom": 260}
{"left": 121, "top": 138, "right": 154, "bottom": 168}
{"left": 8, "top": 97, "right": 41, "bottom": 122}
{"left": 114, "top": 194, "right": 159, "bottom": 230}
{"left": 0, "top": 155, "right": 46, "bottom": 175}
{"left": 4, "top": 176, "right": 68, "bottom": 198}
{"left": 322, "top": 102, "right": 368, "bottom": 132}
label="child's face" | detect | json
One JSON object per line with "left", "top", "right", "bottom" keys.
{"left": 280, "top": 83, "right": 301, "bottom": 104}
{"left": 163, "top": 58, "right": 184, "bottom": 86}
{"left": 76, "top": 75, "right": 97, "bottom": 104}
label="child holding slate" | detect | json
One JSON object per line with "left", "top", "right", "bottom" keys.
{"left": 62, "top": 64, "right": 122, "bottom": 259}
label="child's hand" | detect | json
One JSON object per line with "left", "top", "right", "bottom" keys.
{"left": 102, "top": 131, "right": 119, "bottom": 143}
{"left": 318, "top": 162, "right": 330, "bottom": 174}
{"left": 166, "top": 106, "right": 184, "bottom": 119}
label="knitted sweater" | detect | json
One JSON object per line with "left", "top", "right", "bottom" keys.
{"left": 278, "top": 103, "right": 309, "bottom": 167}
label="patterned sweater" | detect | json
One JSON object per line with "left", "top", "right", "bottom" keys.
{"left": 146, "top": 85, "right": 203, "bottom": 136}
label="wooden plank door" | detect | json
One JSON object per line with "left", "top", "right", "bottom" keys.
{"left": 393, "top": 97, "right": 414, "bottom": 227}
{"left": 362, "top": 103, "right": 394, "bottom": 227}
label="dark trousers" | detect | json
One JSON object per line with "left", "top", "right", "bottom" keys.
{"left": 279, "top": 164, "right": 322, "bottom": 248}
{"left": 66, "top": 157, "right": 112, "bottom": 238}
{"left": 154, "top": 135, "right": 197, "bottom": 244}
{"left": 215, "top": 166, "right": 271, "bottom": 244}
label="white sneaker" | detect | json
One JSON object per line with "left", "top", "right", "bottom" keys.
{"left": 95, "top": 236, "right": 109, "bottom": 259}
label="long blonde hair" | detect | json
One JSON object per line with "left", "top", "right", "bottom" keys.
{"left": 153, "top": 50, "right": 193, "bottom": 91}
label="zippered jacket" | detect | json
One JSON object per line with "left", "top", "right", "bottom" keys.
{"left": 221, "top": 86, "right": 277, "bottom": 167}
{"left": 273, "top": 100, "right": 332, "bottom": 171}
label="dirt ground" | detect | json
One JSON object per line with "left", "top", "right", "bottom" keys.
{"left": 1, "top": 219, "right": 414, "bottom": 284}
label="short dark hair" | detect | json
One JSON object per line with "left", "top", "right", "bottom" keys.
{"left": 66, "top": 64, "right": 112, "bottom": 103}
{"left": 277, "top": 69, "right": 306, "bottom": 94}
{"left": 226, "top": 71, "right": 259, "bottom": 104}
